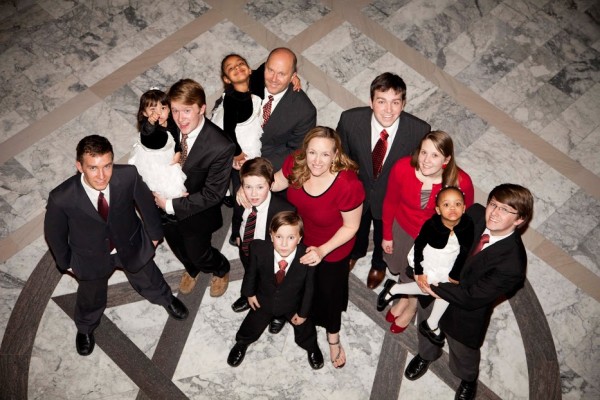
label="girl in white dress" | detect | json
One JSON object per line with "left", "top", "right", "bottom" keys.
{"left": 377, "top": 187, "right": 474, "bottom": 346}
{"left": 128, "top": 89, "right": 186, "bottom": 199}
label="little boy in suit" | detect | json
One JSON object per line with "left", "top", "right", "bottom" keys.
{"left": 227, "top": 211, "right": 324, "bottom": 370}
{"left": 231, "top": 157, "right": 294, "bottom": 334}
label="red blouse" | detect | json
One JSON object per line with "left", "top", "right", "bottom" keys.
{"left": 382, "top": 156, "right": 474, "bottom": 240}
{"left": 282, "top": 155, "right": 365, "bottom": 262}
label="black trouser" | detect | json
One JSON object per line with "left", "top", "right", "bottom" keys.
{"left": 236, "top": 307, "right": 318, "bottom": 352}
{"left": 75, "top": 255, "right": 172, "bottom": 334}
{"left": 350, "top": 206, "right": 386, "bottom": 270}
{"left": 162, "top": 219, "right": 230, "bottom": 278}
{"left": 416, "top": 299, "right": 480, "bottom": 382}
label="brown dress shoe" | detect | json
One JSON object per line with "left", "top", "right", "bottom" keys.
{"left": 348, "top": 259, "right": 357, "bottom": 271}
{"left": 366, "top": 267, "right": 385, "bottom": 289}
{"left": 179, "top": 271, "right": 198, "bottom": 294}
{"left": 210, "top": 272, "right": 229, "bottom": 297}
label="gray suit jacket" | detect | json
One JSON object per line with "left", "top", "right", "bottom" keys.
{"left": 260, "top": 84, "right": 316, "bottom": 170}
{"left": 337, "top": 107, "right": 430, "bottom": 219}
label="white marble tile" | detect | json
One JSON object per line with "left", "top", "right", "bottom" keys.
{"left": 571, "top": 125, "right": 600, "bottom": 176}
{"left": 28, "top": 301, "right": 138, "bottom": 400}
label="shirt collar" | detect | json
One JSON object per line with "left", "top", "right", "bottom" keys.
{"left": 274, "top": 247, "right": 297, "bottom": 267}
{"left": 371, "top": 114, "right": 400, "bottom": 136}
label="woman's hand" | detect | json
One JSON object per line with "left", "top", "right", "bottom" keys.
{"left": 382, "top": 239, "right": 394, "bottom": 254}
{"left": 300, "top": 246, "right": 325, "bottom": 266}
{"left": 236, "top": 186, "right": 251, "bottom": 209}
{"left": 448, "top": 277, "right": 459, "bottom": 285}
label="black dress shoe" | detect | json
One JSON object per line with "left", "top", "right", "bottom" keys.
{"left": 419, "top": 320, "right": 446, "bottom": 346}
{"left": 222, "top": 195, "right": 234, "bottom": 208}
{"left": 76, "top": 332, "right": 95, "bottom": 356}
{"left": 307, "top": 347, "right": 324, "bottom": 370}
{"left": 367, "top": 267, "right": 386, "bottom": 289}
{"left": 231, "top": 296, "right": 250, "bottom": 313}
{"left": 377, "top": 279, "right": 402, "bottom": 311}
{"left": 227, "top": 343, "right": 248, "bottom": 367}
{"left": 269, "top": 317, "right": 286, "bottom": 334}
{"left": 455, "top": 380, "right": 477, "bottom": 400}
{"left": 164, "top": 296, "right": 189, "bottom": 320}
{"left": 404, "top": 354, "right": 431, "bottom": 381}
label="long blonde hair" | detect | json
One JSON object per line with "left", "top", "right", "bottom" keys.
{"left": 289, "top": 126, "right": 358, "bottom": 188}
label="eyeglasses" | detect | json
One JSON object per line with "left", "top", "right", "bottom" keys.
{"left": 487, "top": 201, "right": 518, "bottom": 216}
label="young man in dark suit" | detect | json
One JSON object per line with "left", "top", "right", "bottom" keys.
{"left": 257, "top": 47, "right": 316, "bottom": 171}
{"left": 154, "top": 79, "right": 235, "bottom": 297}
{"left": 227, "top": 211, "right": 323, "bottom": 370}
{"left": 337, "top": 72, "right": 430, "bottom": 289}
{"left": 404, "top": 184, "right": 534, "bottom": 400}
{"left": 44, "top": 135, "right": 188, "bottom": 356}
{"left": 230, "top": 158, "right": 295, "bottom": 337}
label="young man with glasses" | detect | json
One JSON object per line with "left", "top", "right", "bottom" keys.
{"left": 403, "top": 183, "right": 534, "bottom": 400}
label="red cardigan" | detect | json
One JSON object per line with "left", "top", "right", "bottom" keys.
{"left": 382, "top": 156, "right": 474, "bottom": 240}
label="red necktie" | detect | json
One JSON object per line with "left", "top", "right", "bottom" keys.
{"left": 372, "top": 129, "right": 389, "bottom": 178}
{"left": 471, "top": 234, "right": 490, "bottom": 256}
{"left": 262, "top": 95, "right": 274, "bottom": 127}
{"left": 98, "top": 192, "right": 114, "bottom": 251}
{"left": 241, "top": 207, "right": 258, "bottom": 256}
{"left": 276, "top": 259, "right": 287, "bottom": 285}
{"left": 179, "top": 133, "right": 188, "bottom": 166}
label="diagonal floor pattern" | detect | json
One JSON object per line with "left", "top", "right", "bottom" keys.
{"left": 1, "top": 0, "right": 598, "bottom": 399}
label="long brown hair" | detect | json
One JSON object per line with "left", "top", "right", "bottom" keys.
{"left": 289, "top": 126, "right": 358, "bottom": 188}
{"left": 410, "top": 130, "right": 460, "bottom": 187}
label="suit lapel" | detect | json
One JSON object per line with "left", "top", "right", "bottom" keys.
{"left": 181, "top": 120, "right": 209, "bottom": 172}
{"left": 357, "top": 115, "right": 375, "bottom": 180}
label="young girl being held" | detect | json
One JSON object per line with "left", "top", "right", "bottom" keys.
{"left": 377, "top": 186, "right": 474, "bottom": 346}
{"left": 211, "top": 54, "right": 263, "bottom": 170}
{"left": 129, "top": 88, "right": 186, "bottom": 199}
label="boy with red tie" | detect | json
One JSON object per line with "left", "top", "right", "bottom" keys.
{"left": 231, "top": 157, "right": 295, "bottom": 334}
{"left": 227, "top": 211, "right": 323, "bottom": 370}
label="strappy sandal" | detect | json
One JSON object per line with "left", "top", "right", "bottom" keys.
{"left": 327, "top": 336, "right": 346, "bottom": 369}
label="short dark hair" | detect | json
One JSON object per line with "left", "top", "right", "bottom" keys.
{"left": 269, "top": 211, "right": 304, "bottom": 237}
{"left": 370, "top": 72, "right": 407, "bottom": 101}
{"left": 76, "top": 135, "right": 113, "bottom": 163}
{"left": 487, "top": 184, "right": 534, "bottom": 228}
{"left": 240, "top": 157, "right": 275, "bottom": 186}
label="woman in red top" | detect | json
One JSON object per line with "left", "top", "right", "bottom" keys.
{"left": 245, "top": 126, "right": 365, "bottom": 368}
{"left": 381, "top": 130, "right": 474, "bottom": 333}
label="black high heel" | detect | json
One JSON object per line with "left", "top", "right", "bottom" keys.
{"left": 377, "top": 279, "right": 401, "bottom": 311}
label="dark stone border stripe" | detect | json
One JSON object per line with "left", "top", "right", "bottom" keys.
{"left": 1, "top": 239, "right": 560, "bottom": 399}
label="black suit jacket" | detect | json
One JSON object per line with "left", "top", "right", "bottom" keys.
{"left": 337, "top": 107, "right": 430, "bottom": 219}
{"left": 44, "top": 165, "right": 163, "bottom": 280}
{"left": 172, "top": 118, "right": 235, "bottom": 235}
{"left": 237, "top": 195, "right": 296, "bottom": 268}
{"left": 242, "top": 241, "right": 313, "bottom": 318}
{"left": 260, "top": 84, "right": 316, "bottom": 170}
{"left": 433, "top": 204, "right": 527, "bottom": 348}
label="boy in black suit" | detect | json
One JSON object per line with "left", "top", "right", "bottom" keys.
{"left": 227, "top": 211, "right": 323, "bottom": 370}
{"left": 231, "top": 157, "right": 294, "bottom": 334}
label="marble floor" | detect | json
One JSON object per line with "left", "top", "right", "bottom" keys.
{"left": 0, "top": 0, "right": 599, "bottom": 399}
